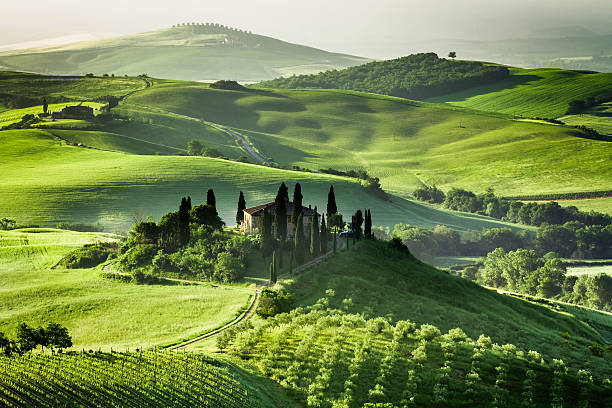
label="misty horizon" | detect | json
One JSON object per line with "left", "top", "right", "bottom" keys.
{"left": 1, "top": 0, "right": 612, "bottom": 60}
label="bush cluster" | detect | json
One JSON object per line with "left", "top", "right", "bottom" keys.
{"left": 57, "top": 242, "right": 118, "bottom": 269}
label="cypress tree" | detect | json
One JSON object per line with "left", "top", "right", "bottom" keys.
{"left": 365, "top": 209, "right": 372, "bottom": 239}
{"left": 178, "top": 197, "right": 191, "bottom": 247}
{"left": 42, "top": 97, "right": 48, "bottom": 114}
{"left": 352, "top": 210, "right": 364, "bottom": 240}
{"left": 291, "top": 183, "right": 303, "bottom": 226}
{"left": 327, "top": 185, "right": 337, "bottom": 220}
{"left": 261, "top": 209, "right": 273, "bottom": 257}
{"left": 270, "top": 251, "right": 277, "bottom": 283}
{"left": 333, "top": 229, "right": 337, "bottom": 253}
{"left": 310, "top": 207, "right": 320, "bottom": 257}
{"left": 320, "top": 214, "right": 328, "bottom": 254}
{"left": 236, "top": 191, "right": 246, "bottom": 226}
{"left": 294, "top": 213, "right": 305, "bottom": 265}
{"left": 274, "top": 183, "right": 288, "bottom": 241}
{"left": 206, "top": 189, "right": 216, "bottom": 212}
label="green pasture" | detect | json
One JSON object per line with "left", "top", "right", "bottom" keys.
{"left": 568, "top": 265, "right": 612, "bottom": 277}
{"left": 0, "top": 129, "right": 525, "bottom": 233}
{"left": 0, "top": 228, "right": 253, "bottom": 350}
{"left": 427, "top": 67, "right": 612, "bottom": 118}
{"left": 126, "top": 83, "right": 612, "bottom": 197}
{"left": 561, "top": 101, "right": 612, "bottom": 136}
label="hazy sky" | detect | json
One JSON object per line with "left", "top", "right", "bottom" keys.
{"left": 2, "top": 0, "right": 611, "bottom": 58}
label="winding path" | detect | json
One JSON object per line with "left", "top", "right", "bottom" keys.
{"left": 206, "top": 124, "right": 268, "bottom": 165}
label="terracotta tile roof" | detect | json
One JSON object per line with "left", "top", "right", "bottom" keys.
{"left": 244, "top": 201, "right": 317, "bottom": 217}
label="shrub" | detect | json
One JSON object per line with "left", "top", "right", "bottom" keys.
{"left": 118, "top": 244, "right": 159, "bottom": 269}
{"left": 256, "top": 289, "right": 294, "bottom": 318}
{"left": 57, "top": 242, "right": 117, "bottom": 268}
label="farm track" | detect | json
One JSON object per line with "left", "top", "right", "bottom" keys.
{"left": 119, "top": 82, "right": 269, "bottom": 165}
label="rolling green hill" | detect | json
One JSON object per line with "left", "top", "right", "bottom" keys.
{"left": 427, "top": 67, "right": 612, "bottom": 118}
{"left": 126, "top": 82, "right": 612, "bottom": 197}
{"left": 258, "top": 53, "right": 510, "bottom": 99}
{"left": 218, "top": 240, "right": 612, "bottom": 406}
{"left": 0, "top": 128, "right": 524, "bottom": 233}
{"left": 0, "top": 25, "right": 368, "bottom": 81}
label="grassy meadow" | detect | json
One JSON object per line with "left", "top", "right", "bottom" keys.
{"left": 0, "top": 228, "right": 254, "bottom": 350}
{"left": 561, "top": 101, "right": 612, "bottom": 136}
{"left": 0, "top": 128, "right": 530, "bottom": 233}
{"left": 427, "top": 67, "right": 612, "bottom": 118}
{"left": 126, "top": 83, "right": 612, "bottom": 197}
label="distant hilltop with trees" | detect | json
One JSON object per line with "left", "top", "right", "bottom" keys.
{"left": 171, "top": 22, "right": 252, "bottom": 34}
{"left": 258, "top": 52, "right": 510, "bottom": 100}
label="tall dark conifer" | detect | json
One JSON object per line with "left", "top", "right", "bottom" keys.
{"left": 42, "top": 97, "right": 48, "bottom": 114}
{"left": 291, "top": 183, "right": 303, "bottom": 226}
{"left": 352, "top": 210, "right": 364, "bottom": 240}
{"left": 274, "top": 183, "right": 288, "bottom": 241}
{"left": 261, "top": 209, "right": 273, "bottom": 257}
{"left": 320, "top": 214, "right": 328, "bottom": 254}
{"left": 365, "top": 209, "right": 372, "bottom": 239}
{"left": 236, "top": 191, "right": 246, "bottom": 226}
{"left": 327, "top": 185, "right": 337, "bottom": 220}
{"left": 178, "top": 197, "right": 191, "bottom": 246}
{"left": 310, "top": 207, "right": 320, "bottom": 257}
{"left": 206, "top": 189, "right": 216, "bottom": 212}
{"left": 294, "top": 213, "right": 305, "bottom": 265}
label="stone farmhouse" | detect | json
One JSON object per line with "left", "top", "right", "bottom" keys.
{"left": 241, "top": 201, "right": 317, "bottom": 236}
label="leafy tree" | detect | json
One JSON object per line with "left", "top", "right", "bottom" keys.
{"left": 236, "top": 191, "right": 246, "bottom": 226}
{"left": 189, "top": 204, "right": 224, "bottom": 230}
{"left": 16, "top": 323, "right": 37, "bottom": 353}
{"left": 320, "top": 215, "right": 328, "bottom": 253}
{"left": 0, "top": 218, "right": 17, "bottom": 230}
{"left": 45, "top": 323, "right": 72, "bottom": 351}
{"left": 310, "top": 207, "right": 320, "bottom": 256}
{"left": 327, "top": 185, "right": 337, "bottom": 221}
{"left": 274, "top": 183, "right": 289, "bottom": 241}
{"left": 291, "top": 183, "right": 303, "bottom": 226}
{"left": 206, "top": 189, "right": 216, "bottom": 211}
{"left": 178, "top": 197, "right": 191, "bottom": 246}
{"left": 448, "top": 51, "right": 457, "bottom": 59}
{"left": 0, "top": 332, "right": 13, "bottom": 356}
{"left": 294, "top": 213, "right": 305, "bottom": 264}
{"left": 535, "top": 225, "right": 577, "bottom": 257}
{"left": 187, "top": 139, "right": 204, "bottom": 156}
{"left": 352, "top": 210, "right": 364, "bottom": 240}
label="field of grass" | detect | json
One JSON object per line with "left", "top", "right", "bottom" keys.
{"left": 0, "top": 128, "right": 529, "bottom": 233}
{"left": 126, "top": 83, "right": 612, "bottom": 197}
{"left": 0, "top": 228, "right": 254, "bottom": 350}
{"left": 0, "top": 26, "right": 367, "bottom": 81}
{"left": 427, "top": 67, "right": 612, "bottom": 118}
{"left": 521, "top": 197, "right": 612, "bottom": 215}
{"left": 568, "top": 265, "right": 612, "bottom": 276}
{"left": 561, "top": 101, "right": 612, "bottom": 136}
